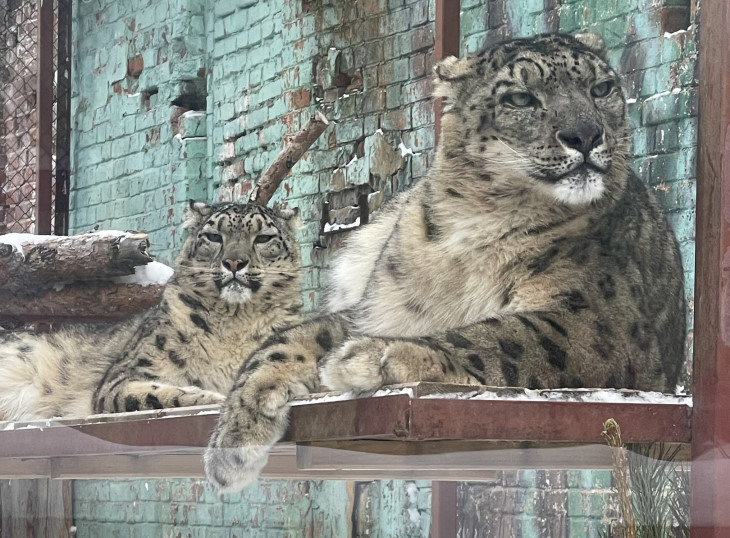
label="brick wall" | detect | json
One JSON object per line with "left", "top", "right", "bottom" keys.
{"left": 72, "top": 479, "right": 431, "bottom": 537}
{"left": 69, "top": 0, "right": 208, "bottom": 263}
{"left": 207, "top": 0, "right": 436, "bottom": 310}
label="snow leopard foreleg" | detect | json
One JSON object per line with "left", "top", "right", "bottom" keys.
{"left": 204, "top": 314, "right": 348, "bottom": 491}
{"left": 320, "top": 296, "right": 659, "bottom": 393}
{"left": 94, "top": 379, "right": 225, "bottom": 413}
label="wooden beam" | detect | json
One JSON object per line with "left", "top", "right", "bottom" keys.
{"left": 296, "top": 440, "right": 650, "bottom": 471}
{"left": 431, "top": 482, "right": 458, "bottom": 538}
{"left": 0, "top": 282, "right": 164, "bottom": 325}
{"left": 407, "top": 398, "right": 691, "bottom": 443}
{"left": 434, "top": 0, "right": 460, "bottom": 146}
{"left": 35, "top": 0, "right": 54, "bottom": 234}
{"left": 692, "top": 0, "right": 730, "bottom": 535}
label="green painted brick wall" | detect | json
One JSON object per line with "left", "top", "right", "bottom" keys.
{"left": 68, "top": 0, "right": 696, "bottom": 536}
{"left": 72, "top": 479, "right": 432, "bottom": 537}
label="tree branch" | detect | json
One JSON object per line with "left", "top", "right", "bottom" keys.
{"left": 250, "top": 110, "right": 330, "bottom": 206}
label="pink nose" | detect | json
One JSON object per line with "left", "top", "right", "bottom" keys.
{"left": 223, "top": 259, "right": 247, "bottom": 272}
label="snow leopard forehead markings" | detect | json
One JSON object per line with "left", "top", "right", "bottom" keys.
{"left": 436, "top": 33, "right": 629, "bottom": 206}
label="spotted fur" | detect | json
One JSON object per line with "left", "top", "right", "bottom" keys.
{"left": 0, "top": 201, "right": 302, "bottom": 421}
{"left": 205, "top": 34, "right": 685, "bottom": 491}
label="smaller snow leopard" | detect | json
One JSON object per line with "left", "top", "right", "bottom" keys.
{"left": 204, "top": 33, "right": 686, "bottom": 492}
{"left": 0, "top": 201, "right": 302, "bottom": 421}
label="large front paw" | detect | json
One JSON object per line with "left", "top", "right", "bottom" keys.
{"left": 204, "top": 442, "right": 271, "bottom": 493}
{"left": 320, "top": 337, "right": 451, "bottom": 392}
{"left": 204, "top": 374, "right": 291, "bottom": 492}
{"left": 319, "top": 337, "right": 387, "bottom": 393}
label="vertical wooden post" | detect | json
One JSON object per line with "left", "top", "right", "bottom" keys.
{"left": 431, "top": 481, "right": 458, "bottom": 537}
{"left": 691, "top": 0, "right": 730, "bottom": 535}
{"left": 434, "top": 0, "right": 460, "bottom": 146}
{"left": 35, "top": 0, "right": 54, "bottom": 234}
{"left": 0, "top": 479, "right": 72, "bottom": 537}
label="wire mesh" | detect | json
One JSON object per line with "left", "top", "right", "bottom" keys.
{"left": 0, "top": 0, "right": 69, "bottom": 235}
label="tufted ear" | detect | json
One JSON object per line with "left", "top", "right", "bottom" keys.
{"left": 432, "top": 56, "right": 473, "bottom": 104}
{"left": 273, "top": 206, "right": 300, "bottom": 233}
{"left": 574, "top": 33, "right": 607, "bottom": 57}
{"left": 275, "top": 206, "right": 299, "bottom": 221}
{"left": 184, "top": 200, "right": 214, "bottom": 230}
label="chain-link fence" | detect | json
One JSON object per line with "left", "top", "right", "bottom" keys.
{"left": 0, "top": 0, "right": 70, "bottom": 235}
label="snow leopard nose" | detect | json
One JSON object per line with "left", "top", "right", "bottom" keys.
{"left": 557, "top": 120, "right": 603, "bottom": 156}
{"left": 223, "top": 258, "right": 248, "bottom": 272}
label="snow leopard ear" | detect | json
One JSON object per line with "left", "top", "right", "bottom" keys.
{"left": 574, "top": 33, "right": 607, "bottom": 58}
{"left": 184, "top": 200, "right": 214, "bottom": 230}
{"left": 433, "top": 56, "right": 473, "bottom": 104}
{"left": 275, "top": 206, "right": 299, "bottom": 221}
{"left": 273, "top": 206, "right": 300, "bottom": 232}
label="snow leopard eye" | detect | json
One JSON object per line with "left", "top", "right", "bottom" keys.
{"left": 204, "top": 232, "right": 223, "bottom": 243}
{"left": 591, "top": 80, "right": 615, "bottom": 98}
{"left": 500, "top": 92, "right": 539, "bottom": 108}
{"left": 254, "top": 234, "right": 275, "bottom": 244}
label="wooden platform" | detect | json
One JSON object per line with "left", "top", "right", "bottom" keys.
{"left": 0, "top": 383, "right": 692, "bottom": 481}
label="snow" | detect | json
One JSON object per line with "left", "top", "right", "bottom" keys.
{"left": 113, "top": 261, "right": 174, "bottom": 286}
{"left": 398, "top": 142, "right": 420, "bottom": 157}
{"left": 290, "top": 386, "right": 415, "bottom": 406}
{"left": 644, "top": 89, "right": 683, "bottom": 102}
{"left": 664, "top": 29, "right": 689, "bottom": 39}
{"left": 323, "top": 217, "right": 361, "bottom": 233}
{"left": 182, "top": 110, "right": 206, "bottom": 118}
{"left": 289, "top": 385, "right": 689, "bottom": 407}
{"left": 625, "top": 98, "right": 637, "bottom": 104}
{"left": 422, "top": 387, "right": 692, "bottom": 406}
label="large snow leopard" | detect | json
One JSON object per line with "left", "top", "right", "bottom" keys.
{"left": 205, "top": 33, "right": 685, "bottom": 491}
{"left": 0, "top": 201, "right": 302, "bottom": 421}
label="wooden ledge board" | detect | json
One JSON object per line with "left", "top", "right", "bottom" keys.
{"left": 0, "top": 384, "right": 691, "bottom": 478}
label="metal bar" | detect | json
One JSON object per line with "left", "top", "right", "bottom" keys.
{"left": 431, "top": 481, "right": 458, "bottom": 538}
{"left": 691, "top": 0, "right": 730, "bottom": 535}
{"left": 54, "top": 0, "right": 72, "bottom": 235}
{"left": 433, "top": 0, "right": 460, "bottom": 146}
{"left": 35, "top": 0, "right": 54, "bottom": 234}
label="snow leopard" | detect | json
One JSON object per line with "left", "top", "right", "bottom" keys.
{"left": 0, "top": 201, "right": 302, "bottom": 421}
{"left": 205, "top": 33, "right": 686, "bottom": 491}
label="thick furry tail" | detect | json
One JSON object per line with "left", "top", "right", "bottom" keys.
{"left": 0, "top": 330, "right": 96, "bottom": 421}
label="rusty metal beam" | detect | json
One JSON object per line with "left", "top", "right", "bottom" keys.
{"left": 35, "top": 0, "right": 54, "bottom": 234}
{"left": 434, "top": 0, "right": 460, "bottom": 146}
{"left": 691, "top": 0, "right": 730, "bottom": 535}
{"left": 54, "top": 0, "right": 72, "bottom": 235}
{"left": 0, "top": 390, "right": 691, "bottom": 461}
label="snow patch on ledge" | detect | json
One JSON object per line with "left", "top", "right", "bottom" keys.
{"left": 422, "top": 387, "right": 692, "bottom": 406}
{"left": 113, "top": 261, "right": 174, "bottom": 286}
{"left": 323, "top": 217, "right": 361, "bottom": 234}
{"left": 291, "top": 386, "right": 415, "bottom": 406}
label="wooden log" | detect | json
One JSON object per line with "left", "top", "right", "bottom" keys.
{"left": 0, "top": 282, "right": 164, "bottom": 325}
{"left": 250, "top": 110, "right": 329, "bottom": 206}
{"left": 0, "top": 232, "right": 152, "bottom": 293}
